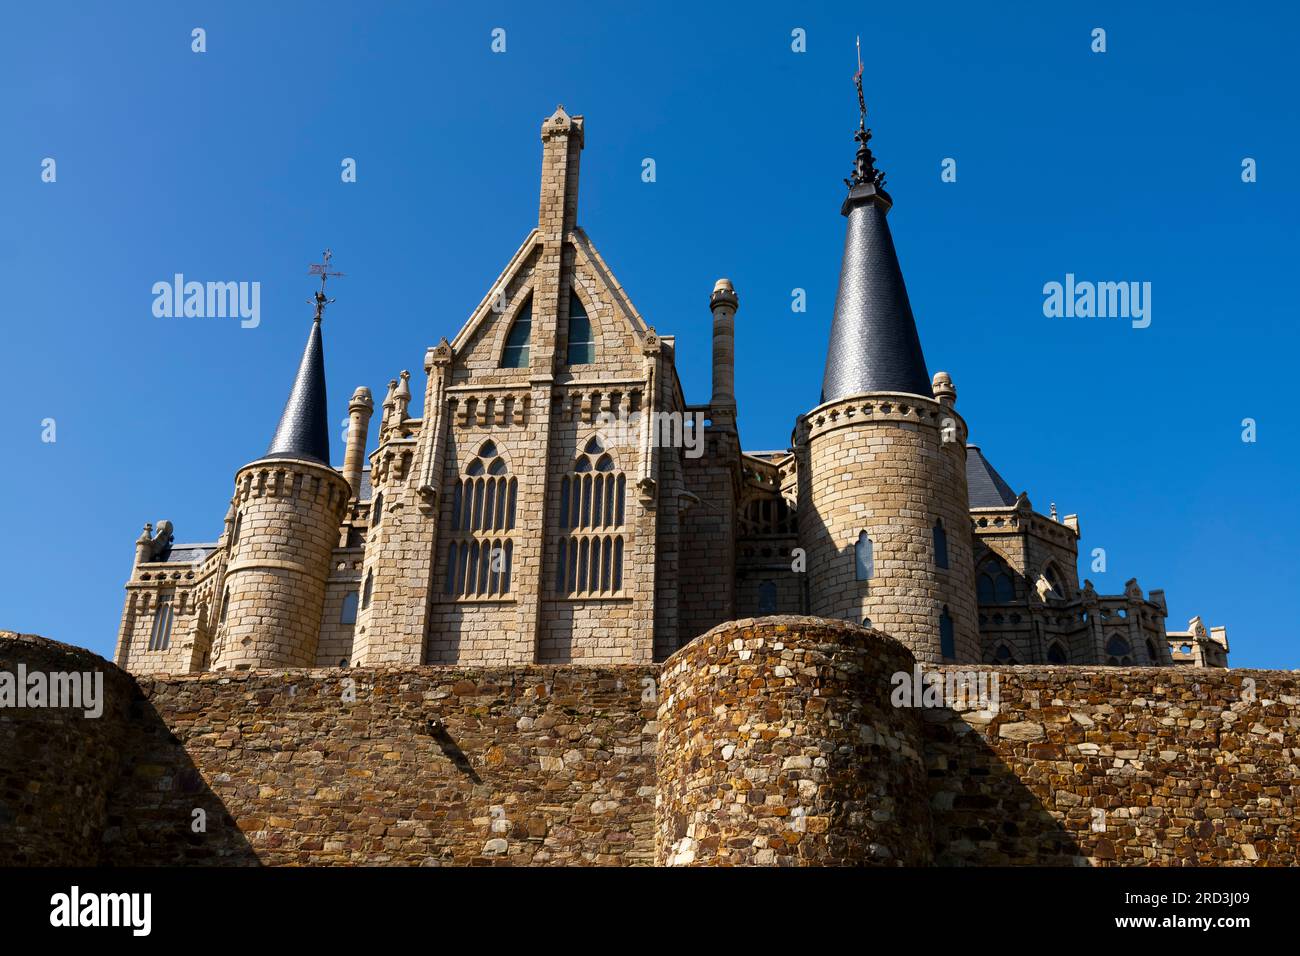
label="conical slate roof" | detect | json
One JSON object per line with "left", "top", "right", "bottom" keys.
{"left": 820, "top": 185, "right": 932, "bottom": 403}
{"left": 965, "top": 444, "right": 1019, "bottom": 508}
{"left": 263, "top": 315, "right": 331, "bottom": 465}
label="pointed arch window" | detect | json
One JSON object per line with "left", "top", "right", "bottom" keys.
{"left": 1047, "top": 641, "right": 1068, "bottom": 664}
{"left": 1106, "top": 635, "right": 1133, "bottom": 666}
{"left": 1145, "top": 637, "right": 1160, "bottom": 664}
{"left": 371, "top": 491, "right": 383, "bottom": 527}
{"left": 340, "top": 591, "right": 358, "bottom": 625}
{"left": 445, "top": 441, "right": 516, "bottom": 598}
{"left": 501, "top": 297, "right": 532, "bottom": 368}
{"left": 1043, "top": 563, "right": 1066, "bottom": 598}
{"left": 566, "top": 296, "right": 595, "bottom": 366}
{"left": 939, "top": 606, "right": 955, "bottom": 659}
{"left": 149, "top": 592, "right": 174, "bottom": 651}
{"left": 854, "top": 531, "right": 873, "bottom": 582}
{"left": 557, "top": 436, "right": 625, "bottom": 596}
{"left": 977, "top": 558, "right": 1016, "bottom": 603}
{"left": 933, "top": 519, "right": 949, "bottom": 569}
{"left": 361, "top": 570, "right": 373, "bottom": 610}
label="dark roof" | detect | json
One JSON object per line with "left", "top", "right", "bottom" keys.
{"left": 821, "top": 189, "right": 932, "bottom": 402}
{"left": 966, "top": 445, "right": 1019, "bottom": 508}
{"left": 264, "top": 317, "right": 331, "bottom": 465}
{"left": 162, "top": 543, "right": 217, "bottom": 564}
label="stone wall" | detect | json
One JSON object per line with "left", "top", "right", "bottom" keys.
{"left": 3, "top": 627, "right": 1297, "bottom": 867}
{"left": 112, "top": 663, "right": 658, "bottom": 865}
{"left": 924, "top": 664, "right": 1299, "bottom": 865}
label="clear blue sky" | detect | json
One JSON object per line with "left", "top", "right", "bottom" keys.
{"left": 2, "top": 2, "right": 1295, "bottom": 667}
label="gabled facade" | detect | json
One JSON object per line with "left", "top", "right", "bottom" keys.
{"left": 114, "top": 102, "right": 1228, "bottom": 675}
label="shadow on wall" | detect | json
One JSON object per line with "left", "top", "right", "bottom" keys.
{"left": 103, "top": 688, "right": 262, "bottom": 865}
{"left": 922, "top": 705, "right": 1087, "bottom": 866}
{"left": 0, "top": 633, "right": 259, "bottom": 866}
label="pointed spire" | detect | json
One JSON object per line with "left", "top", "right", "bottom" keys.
{"left": 263, "top": 311, "right": 332, "bottom": 465}
{"left": 820, "top": 52, "right": 931, "bottom": 403}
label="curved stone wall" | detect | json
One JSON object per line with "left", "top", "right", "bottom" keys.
{"left": 655, "top": 616, "right": 933, "bottom": 866}
{"left": 214, "top": 457, "right": 350, "bottom": 669}
{"left": 0, "top": 633, "right": 137, "bottom": 865}
{"left": 796, "top": 393, "right": 979, "bottom": 663}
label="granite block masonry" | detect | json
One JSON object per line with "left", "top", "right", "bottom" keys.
{"left": 3, "top": 623, "right": 1294, "bottom": 867}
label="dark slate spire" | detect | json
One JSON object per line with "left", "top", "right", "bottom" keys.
{"left": 965, "top": 445, "right": 1019, "bottom": 508}
{"left": 820, "top": 57, "right": 932, "bottom": 403}
{"left": 263, "top": 294, "right": 331, "bottom": 465}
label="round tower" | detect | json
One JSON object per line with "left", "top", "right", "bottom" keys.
{"left": 212, "top": 290, "right": 350, "bottom": 670}
{"left": 795, "top": 87, "right": 978, "bottom": 664}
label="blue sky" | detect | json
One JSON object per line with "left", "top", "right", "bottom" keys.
{"left": 1, "top": 2, "right": 1295, "bottom": 667}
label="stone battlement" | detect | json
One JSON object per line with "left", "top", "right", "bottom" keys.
{"left": 2, "top": 623, "right": 1295, "bottom": 866}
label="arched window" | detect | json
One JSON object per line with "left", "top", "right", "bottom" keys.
{"left": 758, "top": 580, "right": 777, "bottom": 615}
{"left": 362, "top": 571, "right": 373, "bottom": 610}
{"left": 933, "top": 519, "right": 948, "bottom": 569}
{"left": 501, "top": 297, "right": 532, "bottom": 368}
{"left": 977, "top": 557, "right": 1016, "bottom": 603}
{"left": 566, "top": 296, "right": 595, "bottom": 365}
{"left": 1106, "top": 635, "right": 1133, "bottom": 666}
{"left": 939, "top": 606, "right": 955, "bottom": 659}
{"left": 149, "top": 593, "right": 174, "bottom": 651}
{"left": 557, "top": 436, "right": 625, "bottom": 596}
{"left": 219, "top": 587, "right": 230, "bottom": 628}
{"left": 445, "top": 441, "right": 516, "bottom": 597}
{"left": 371, "top": 491, "right": 383, "bottom": 527}
{"left": 1043, "top": 563, "right": 1066, "bottom": 598}
{"left": 1047, "top": 641, "right": 1068, "bottom": 664}
{"left": 1145, "top": 637, "right": 1159, "bottom": 664}
{"left": 994, "top": 643, "right": 1019, "bottom": 664}
{"left": 340, "top": 592, "right": 358, "bottom": 625}
{"left": 854, "top": 531, "right": 873, "bottom": 582}
{"left": 231, "top": 512, "right": 242, "bottom": 548}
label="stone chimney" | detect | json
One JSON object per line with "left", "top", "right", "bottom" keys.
{"left": 343, "top": 385, "right": 374, "bottom": 498}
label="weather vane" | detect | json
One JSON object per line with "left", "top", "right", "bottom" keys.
{"left": 854, "top": 36, "right": 866, "bottom": 131}
{"left": 846, "top": 37, "right": 886, "bottom": 192}
{"left": 308, "top": 248, "right": 345, "bottom": 321}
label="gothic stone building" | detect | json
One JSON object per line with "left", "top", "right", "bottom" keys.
{"left": 114, "top": 105, "right": 1229, "bottom": 677}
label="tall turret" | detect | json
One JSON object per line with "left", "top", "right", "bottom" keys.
{"left": 709, "top": 278, "right": 739, "bottom": 430}
{"left": 795, "top": 71, "right": 978, "bottom": 664}
{"left": 342, "top": 385, "right": 374, "bottom": 498}
{"left": 211, "top": 285, "right": 350, "bottom": 670}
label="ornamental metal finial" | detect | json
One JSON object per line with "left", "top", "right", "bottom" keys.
{"left": 307, "top": 248, "right": 345, "bottom": 322}
{"left": 846, "top": 37, "right": 886, "bottom": 191}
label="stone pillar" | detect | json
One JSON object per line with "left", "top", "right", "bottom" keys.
{"left": 342, "top": 386, "right": 374, "bottom": 498}
{"left": 656, "top": 616, "right": 933, "bottom": 866}
{"left": 708, "top": 278, "right": 738, "bottom": 429}
{"left": 213, "top": 457, "right": 349, "bottom": 669}
{"left": 795, "top": 383, "right": 979, "bottom": 664}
